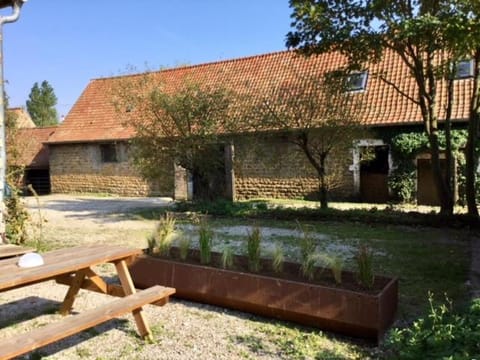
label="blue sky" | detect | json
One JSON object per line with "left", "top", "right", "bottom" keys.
{"left": 3, "top": 1, "right": 292, "bottom": 118}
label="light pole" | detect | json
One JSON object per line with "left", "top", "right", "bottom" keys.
{"left": 0, "top": 0, "right": 26, "bottom": 242}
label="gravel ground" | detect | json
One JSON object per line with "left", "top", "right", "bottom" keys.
{"left": 0, "top": 195, "right": 363, "bottom": 360}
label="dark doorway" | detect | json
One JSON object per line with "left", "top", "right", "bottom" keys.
{"left": 192, "top": 144, "right": 227, "bottom": 200}
{"left": 360, "top": 145, "right": 389, "bottom": 203}
{"left": 24, "top": 168, "right": 51, "bottom": 195}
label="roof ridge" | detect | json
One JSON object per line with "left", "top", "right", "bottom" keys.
{"left": 91, "top": 49, "right": 293, "bottom": 82}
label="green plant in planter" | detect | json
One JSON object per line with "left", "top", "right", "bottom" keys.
{"left": 272, "top": 242, "right": 285, "bottom": 273}
{"left": 221, "top": 246, "right": 234, "bottom": 269}
{"left": 297, "top": 222, "right": 316, "bottom": 262}
{"left": 148, "top": 212, "right": 176, "bottom": 255}
{"left": 329, "top": 256, "right": 344, "bottom": 285}
{"left": 178, "top": 236, "right": 191, "bottom": 261}
{"left": 301, "top": 252, "right": 318, "bottom": 280}
{"left": 247, "top": 226, "right": 262, "bottom": 272}
{"left": 198, "top": 218, "right": 213, "bottom": 265}
{"left": 356, "top": 244, "right": 375, "bottom": 289}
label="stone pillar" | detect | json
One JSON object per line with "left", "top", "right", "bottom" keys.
{"left": 224, "top": 142, "right": 235, "bottom": 201}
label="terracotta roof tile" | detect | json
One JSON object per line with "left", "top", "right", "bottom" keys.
{"left": 9, "top": 127, "right": 56, "bottom": 167}
{"left": 48, "top": 50, "right": 472, "bottom": 144}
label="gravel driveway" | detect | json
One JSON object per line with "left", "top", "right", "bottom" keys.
{"left": 0, "top": 195, "right": 361, "bottom": 360}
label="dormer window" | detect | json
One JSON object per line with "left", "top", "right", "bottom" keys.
{"left": 346, "top": 71, "right": 368, "bottom": 92}
{"left": 454, "top": 60, "right": 474, "bottom": 79}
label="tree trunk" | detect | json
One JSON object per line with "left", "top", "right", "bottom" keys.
{"left": 465, "top": 51, "right": 480, "bottom": 218}
{"left": 319, "top": 155, "right": 328, "bottom": 209}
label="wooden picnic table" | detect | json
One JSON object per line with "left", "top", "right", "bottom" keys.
{"left": 0, "top": 244, "right": 175, "bottom": 359}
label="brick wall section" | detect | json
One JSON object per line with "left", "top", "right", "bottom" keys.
{"left": 49, "top": 143, "right": 173, "bottom": 196}
{"left": 233, "top": 136, "right": 355, "bottom": 200}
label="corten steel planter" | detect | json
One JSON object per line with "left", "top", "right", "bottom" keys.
{"left": 129, "top": 252, "right": 398, "bottom": 341}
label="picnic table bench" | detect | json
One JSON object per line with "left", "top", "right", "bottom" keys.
{"left": 0, "top": 244, "right": 175, "bottom": 359}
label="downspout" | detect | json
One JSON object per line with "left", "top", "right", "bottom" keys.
{"left": 0, "top": 0, "right": 25, "bottom": 242}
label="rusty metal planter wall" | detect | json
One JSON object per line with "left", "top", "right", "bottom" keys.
{"left": 129, "top": 254, "right": 398, "bottom": 341}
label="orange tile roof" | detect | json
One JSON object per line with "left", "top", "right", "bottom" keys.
{"left": 47, "top": 50, "right": 472, "bottom": 144}
{"left": 9, "top": 127, "right": 56, "bottom": 168}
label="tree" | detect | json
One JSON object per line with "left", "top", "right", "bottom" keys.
{"left": 439, "top": 1, "right": 480, "bottom": 217}
{"left": 113, "top": 75, "right": 240, "bottom": 200}
{"left": 26, "top": 80, "right": 58, "bottom": 127}
{"left": 286, "top": 0, "right": 460, "bottom": 215}
{"left": 251, "top": 71, "right": 366, "bottom": 209}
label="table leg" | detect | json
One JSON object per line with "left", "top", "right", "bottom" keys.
{"left": 115, "top": 259, "right": 152, "bottom": 340}
{"left": 59, "top": 269, "right": 88, "bottom": 315}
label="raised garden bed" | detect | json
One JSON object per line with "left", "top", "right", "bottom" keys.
{"left": 129, "top": 248, "right": 398, "bottom": 341}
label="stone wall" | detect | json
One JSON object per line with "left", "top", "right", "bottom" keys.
{"left": 233, "top": 135, "right": 355, "bottom": 201}
{"left": 49, "top": 142, "right": 173, "bottom": 196}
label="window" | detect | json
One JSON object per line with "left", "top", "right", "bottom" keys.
{"left": 100, "top": 143, "right": 118, "bottom": 163}
{"left": 454, "top": 60, "right": 474, "bottom": 79}
{"left": 346, "top": 71, "right": 368, "bottom": 92}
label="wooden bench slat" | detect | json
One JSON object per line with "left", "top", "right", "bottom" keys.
{"left": 0, "top": 285, "right": 175, "bottom": 360}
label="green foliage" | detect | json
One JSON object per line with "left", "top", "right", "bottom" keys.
{"left": 26, "top": 80, "right": 58, "bottom": 127}
{"left": 174, "top": 199, "right": 268, "bottom": 217}
{"left": 178, "top": 236, "right": 191, "bottom": 261}
{"left": 114, "top": 77, "right": 241, "bottom": 200}
{"left": 5, "top": 187, "right": 29, "bottom": 245}
{"left": 328, "top": 256, "right": 343, "bottom": 285}
{"left": 221, "top": 246, "right": 234, "bottom": 270}
{"left": 246, "top": 226, "right": 262, "bottom": 272}
{"left": 251, "top": 70, "right": 368, "bottom": 209}
{"left": 198, "top": 218, "right": 213, "bottom": 265}
{"left": 388, "top": 129, "right": 480, "bottom": 203}
{"left": 272, "top": 242, "right": 285, "bottom": 273}
{"left": 297, "top": 222, "right": 316, "bottom": 262}
{"left": 355, "top": 244, "right": 375, "bottom": 289}
{"left": 385, "top": 294, "right": 480, "bottom": 360}
{"left": 148, "top": 213, "right": 176, "bottom": 255}
{"left": 301, "top": 252, "right": 317, "bottom": 280}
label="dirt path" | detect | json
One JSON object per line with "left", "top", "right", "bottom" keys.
{"left": 24, "top": 194, "right": 173, "bottom": 249}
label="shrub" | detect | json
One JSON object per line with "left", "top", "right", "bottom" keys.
{"left": 5, "top": 183, "right": 29, "bottom": 245}
{"left": 356, "top": 244, "right": 375, "bottom": 289}
{"left": 297, "top": 222, "right": 316, "bottom": 262}
{"left": 247, "top": 226, "right": 262, "bottom": 272}
{"left": 221, "top": 246, "right": 234, "bottom": 269}
{"left": 178, "top": 236, "right": 191, "bottom": 261}
{"left": 301, "top": 252, "right": 317, "bottom": 280}
{"left": 148, "top": 212, "right": 176, "bottom": 255}
{"left": 198, "top": 218, "right": 213, "bottom": 265}
{"left": 272, "top": 242, "right": 285, "bottom": 273}
{"left": 385, "top": 294, "right": 480, "bottom": 360}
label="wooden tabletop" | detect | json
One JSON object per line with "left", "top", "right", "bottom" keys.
{"left": 0, "top": 244, "right": 34, "bottom": 259}
{"left": 0, "top": 244, "right": 143, "bottom": 293}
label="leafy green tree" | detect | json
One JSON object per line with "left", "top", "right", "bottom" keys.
{"left": 250, "top": 72, "right": 366, "bottom": 209}
{"left": 438, "top": 1, "right": 480, "bottom": 217}
{"left": 26, "top": 80, "right": 58, "bottom": 127}
{"left": 113, "top": 76, "right": 240, "bottom": 200}
{"left": 286, "top": 0, "right": 460, "bottom": 215}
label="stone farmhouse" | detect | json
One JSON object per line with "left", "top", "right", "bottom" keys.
{"left": 43, "top": 50, "right": 473, "bottom": 204}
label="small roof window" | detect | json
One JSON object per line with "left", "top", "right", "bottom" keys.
{"left": 454, "top": 60, "right": 474, "bottom": 79}
{"left": 346, "top": 71, "right": 368, "bottom": 92}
